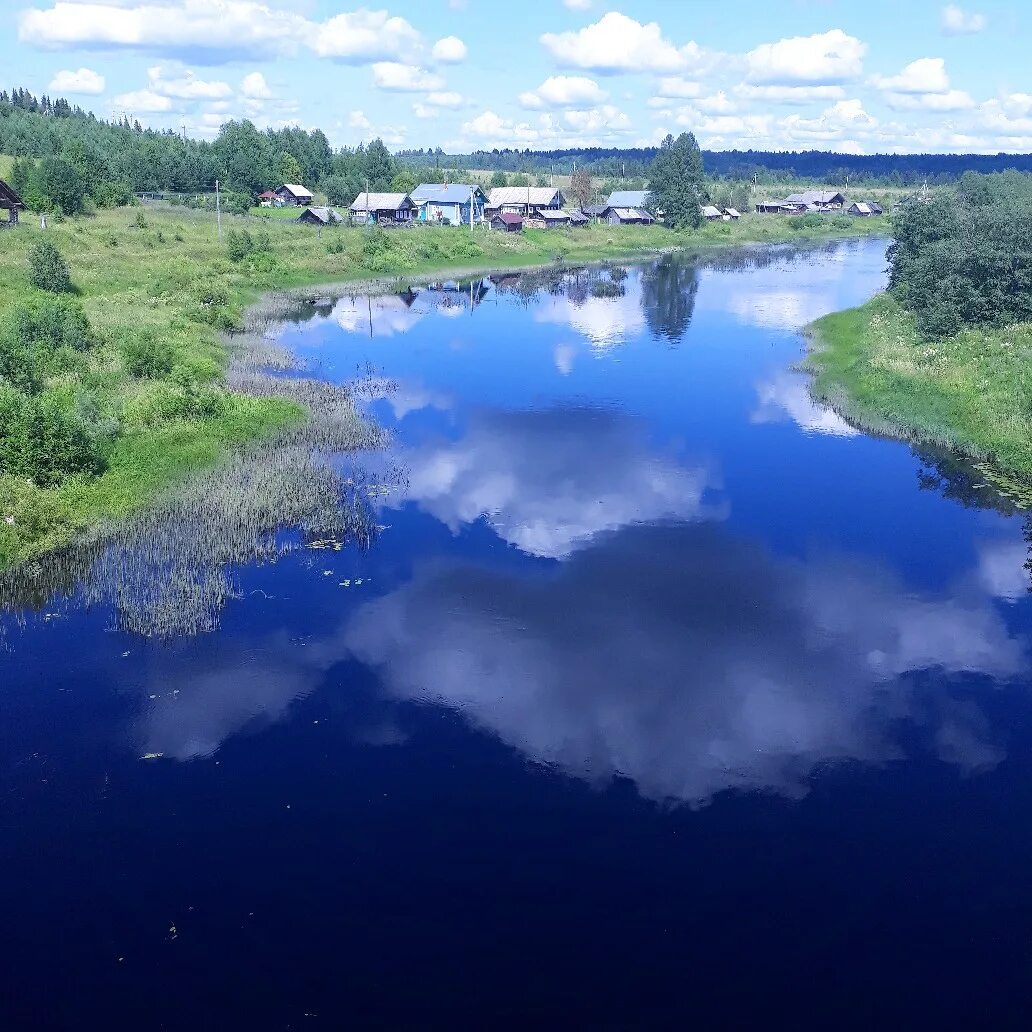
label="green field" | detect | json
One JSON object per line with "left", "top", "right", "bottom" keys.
{"left": 0, "top": 203, "right": 890, "bottom": 566}
{"left": 807, "top": 293, "right": 1032, "bottom": 481}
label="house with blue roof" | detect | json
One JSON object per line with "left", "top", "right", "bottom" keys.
{"left": 411, "top": 183, "right": 488, "bottom": 225}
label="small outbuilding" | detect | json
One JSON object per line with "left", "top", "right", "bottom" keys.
{"left": 581, "top": 204, "right": 609, "bottom": 221}
{"left": 349, "top": 192, "right": 416, "bottom": 226}
{"left": 0, "top": 179, "right": 24, "bottom": 227}
{"left": 490, "top": 212, "right": 523, "bottom": 233}
{"left": 724, "top": 207, "right": 741, "bottom": 220}
{"left": 605, "top": 206, "right": 655, "bottom": 226}
{"left": 296, "top": 206, "right": 345, "bottom": 226}
{"left": 702, "top": 205, "right": 723, "bottom": 220}
{"left": 275, "top": 184, "right": 314, "bottom": 206}
{"left": 847, "top": 201, "right": 883, "bottom": 217}
{"left": 569, "top": 209, "right": 589, "bottom": 226}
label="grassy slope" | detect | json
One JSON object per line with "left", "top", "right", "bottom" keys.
{"left": 807, "top": 292, "right": 1032, "bottom": 478}
{"left": 0, "top": 204, "right": 889, "bottom": 565}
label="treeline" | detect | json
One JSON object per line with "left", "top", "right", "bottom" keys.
{"left": 398, "top": 145, "right": 1032, "bottom": 185}
{"left": 889, "top": 171, "right": 1032, "bottom": 336}
{"left": 0, "top": 87, "right": 421, "bottom": 214}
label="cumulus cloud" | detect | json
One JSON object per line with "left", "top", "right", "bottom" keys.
{"left": 48, "top": 66, "right": 105, "bottom": 94}
{"left": 654, "top": 76, "right": 702, "bottom": 99}
{"left": 240, "top": 71, "right": 272, "bottom": 98}
{"left": 874, "top": 58, "right": 975, "bottom": 112}
{"left": 146, "top": 64, "right": 232, "bottom": 99}
{"left": 942, "top": 4, "right": 986, "bottom": 34}
{"left": 735, "top": 84, "right": 846, "bottom": 104}
{"left": 431, "top": 35, "right": 467, "bottom": 63}
{"left": 744, "top": 29, "right": 866, "bottom": 85}
{"left": 519, "top": 75, "right": 607, "bottom": 109}
{"left": 345, "top": 524, "right": 1022, "bottom": 805}
{"left": 112, "top": 87, "right": 174, "bottom": 113}
{"left": 372, "top": 62, "right": 445, "bottom": 92}
{"left": 21, "top": 2, "right": 422, "bottom": 65}
{"left": 541, "top": 12, "right": 700, "bottom": 74}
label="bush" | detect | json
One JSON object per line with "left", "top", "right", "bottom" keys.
{"left": 121, "top": 330, "right": 175, "bottom": 378}
{"left": 28, "top": 239, "right": 74, "bottom": 293}
{"left": 225, "top": 229, "right": 253, "bottom": 262}
{"left": 0, "top": 294, "right": 94, "bottom": 393}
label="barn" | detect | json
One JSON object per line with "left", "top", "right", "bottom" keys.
{"left": 0, "top": 179, "right": 24, "bottom": 227}
{"left": 490, "top": 212, "right": 523, "bottom": 233}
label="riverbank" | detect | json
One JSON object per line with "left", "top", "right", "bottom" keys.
{"left": 806, "top": 292, "right": 1032, "bottom": 483}
{"left": 0, "top": 205, "right": 889, "bottom": 567}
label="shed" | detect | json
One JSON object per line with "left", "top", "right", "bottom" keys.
{"left": 581, "top": 204, "right": 609, "bottom": 221}
{"left": 534, "top": 208, "right": 572, "bottom": 228}
{"left": 275, "top": 184, "right": 314, "bottom": 206}
{"left": 0, "top": 179, "right": 24, "bottom": 227}
{"left": 490, "top": 212, "right": 523, "bottom": 233}
{"left": 605, "top": 206, "right": 655, "bottom": 225}
{"left": 296, "top": 206, "right": 345, "bottom": 226}
{"left": 724, "top": 207, "right": 741, "bottom": 219}
{"left": 847, "top": 201, "right": 883, "bottom": 217}
{"left": 569, "top": 209, "right": 589, "bottom": 226}
{"left": 349, "top": 192, "right": 416, "bottom": 226}
{"left": 702, "top": 205, "right": 723, "bottom": 220}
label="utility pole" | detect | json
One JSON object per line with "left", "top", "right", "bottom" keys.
{"left": 215, "top": 178, "right": 222, "bottom": 239}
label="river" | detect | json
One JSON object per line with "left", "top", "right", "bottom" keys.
{"left": 4, "top": 237, "right": 1032, "bottom": 1027}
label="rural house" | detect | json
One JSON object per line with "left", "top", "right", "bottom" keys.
{"left": 581, "top": 204, "right": 610, "bottom": 221}
{"left": 487, "top": 186, "right": 566, "bottom": 216}
{"left": 296, "top": 206, "right": 345, "bottom": 226}
{"left": 349, "top": 192, "right": 416, "bottom": 226}
{"left": 785, "top": 190, "right": 845, "bottom": 210}
{"left": 604, "top": 206, "right": 656, "bottom": 226}
{"left": 847, "top": 201, "right": 883, "bottom": 217}
{"left": 0, "top": 179, "right": 24, "bottom": 227}
{"left": 490, "top": 212, "right": 523, "bottom": 233}
{"left": 275, "top": 183, "right": 314, "bottom": 206}
{"left": 606, "top": 189, "right": 652, "bottom": 212}
{"left": 258, "top": 190, "right": 280, "bottom": 207}
{"left": 528, "top": 208, "right": 572, "bottom": 229}
{"left": 411, "top": 183, "right": 487, "bottom": 225}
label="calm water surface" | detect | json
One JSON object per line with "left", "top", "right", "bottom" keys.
{"left": 5, "top": 238, "right": 1032, "bottom": 1028}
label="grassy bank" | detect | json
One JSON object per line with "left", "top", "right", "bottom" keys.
{"left": 807, "top": 292, "right": 1032, "bottom": 479}
{"left": 0, "top": 204, "right": 888, "bottom": 567}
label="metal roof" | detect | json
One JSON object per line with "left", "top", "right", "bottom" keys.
{"left": 610, "top": 207, "right": 654, "bottom": 221}
{"left": 349, "top": 192, "right": 412, "bottom": 211}
{"left": 488, "top": 186, "right": 564, "bottom": 207}
{"left": 280, "top": 184, "right": 313, "bottom": 197}
{"left": 297, "top": 206, "right": 344, "bottom": 224}
{"left": 492, "top": 212, "right": 523, "bottom": 224}
{"left": 702, "top": 205, "right": 723, "bottom": 217}
{"left": 412, "top": 183, "right": 485, "bottom": 204}
{"left": 607, "top": 190, "right": 649, "bottom": 208}
{"left": 784, "top": 190, "right": 844, "bottom": 205}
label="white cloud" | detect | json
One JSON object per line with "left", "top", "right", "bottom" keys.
{"left": 48, "top": 66, "right": 105, "bottom": 94}
{"left": 942, "top": 4, "right": 986, "bottom": 34}
{"left": 372, "top": 62, "right": 445, "bottom": 92}
{"left": 413, "top": 91, "right": 465, "bottom": 118}
{"left": 146, "top": 64, "right": 232, "bottom": 99}
{"left": 563, "top": 104, "right": 631, "bottom": 133}
{"left": 519, "top": 75, "right": 607, "bottom": 109}
{"left": 654, "top": 76, "right": 702, "bottom": 99}
{"left": 885, "top": 89, "right": 975, "bottom": 112}
{"left": 735, "top": 84, "right": 845, "bottom": 104}
{"left": 873, "top": 57, "right": 950, "bottom": 94}
{"left": 112, "top": 88, "right": 174, "bottom": 113}
{"left": 744, "top": 29, "right": 866, "bottom": 85}
{"left": 541, "top": 12, "right": 700, "bottom": 74}
{"left": 310, "top": 9, "right": 421, "bottom": 62}
{"left": 563, "top": 0, "right": 591, "bottom": 9}
{"left": 431, "top": 35, "right": 467, "bottom": 63}
{"left": 695, "top": 91, "right": 736, "bottom": 114}
{"left": 240, "top": 71, "right": 271, "bottom": 99}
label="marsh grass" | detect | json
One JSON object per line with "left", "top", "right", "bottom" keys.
{"left": 807, "top": 292, "right": 1032, "bottom": 483}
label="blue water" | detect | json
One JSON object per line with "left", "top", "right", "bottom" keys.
{"left": 4, "top": 238, "right": 1032, "bottom": 1028}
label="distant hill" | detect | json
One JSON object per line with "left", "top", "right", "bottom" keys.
{"left": 398, "top": 147, "right": 1032, "bottom": 185}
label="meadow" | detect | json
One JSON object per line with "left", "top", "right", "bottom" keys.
{"left": 0, "top": 202, "right": 889, "bottom": 566}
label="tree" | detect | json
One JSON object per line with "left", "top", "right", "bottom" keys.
{"left": 391, "top": 169, "right": 416, "bottom": 193}
{"left": 35, "top": 156, "right": 87, "bottom": 214}
{"left": 322, "top": 174, "right": 359, "bottom": 206}
{"left": 490, "top": 170, "right": 508, "bottom": 188}
{"left": 570, "top": 168, "right": 593, "bottom": 207}
{"left": 647, "top": 133, "right": 706, "bottom": 229}
{"left": 279, "top": 151, "right": 304, "bottom": 185}
{"left": 28, "top": 239, "right": 74, "bottom": 293}
{"left": 362, "top": 139, "right": 395, "bottom": 190}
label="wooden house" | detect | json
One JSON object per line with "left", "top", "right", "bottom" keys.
{"left": 490, "top": 212, "right": 523, "bottom": 233}
{"left": 275, "top": 183, "right": 314, "bottom": 206}
{"left": 702, "top": 205, "right": 723, "bottom": 220}
{"left": 349, "top": 192, "right": 416, "bottom": 226}
{"left": 487, "top": 186, "right": 566, "bottom": 216}
{"left": 296, "top": 206, "right": 345, "bottom": 226}
{"left": 847, "top": 201, "right": 883, "bottom": 217}
{"left": 606, "top": 189, "right": 652, "bottom": 212}
{"left": 604, "top": 206, "right": 655, "bottom": 226}
{"left": 258, "top": 190, "right": 280, "bottom": 208}
{"left": 0, "top": 179, "right": 24, "bottom": 227}
{"left": 411, "top": 183, "right": 487, "bottom": 225}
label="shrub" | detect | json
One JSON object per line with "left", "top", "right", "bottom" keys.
{"left": 0, "top": 294, "right": 94, "bottom": 393}
{"left": 28, "top": 239, "right": 74, "bottom": 293}
{"left": 225, "top": 228, "right": 253, "bottom": 262}
{"left": 121, "top": 330, "right": 176, "bottom": 378}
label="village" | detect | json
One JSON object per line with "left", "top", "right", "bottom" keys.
{"left": 253, "top": 181, "right": 885, "bottom": 231}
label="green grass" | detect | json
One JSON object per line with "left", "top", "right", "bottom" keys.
{"left": 807, "top": 292, "right": 1032, "bottom": 479}
{"left": 0, "top": 203, "right": 889, "bottom": 566}
{"left": 0, "top": 154, "right": 13, "bottom": 180}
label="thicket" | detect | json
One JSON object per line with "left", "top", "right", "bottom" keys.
{"left": 889, "top": 171, "right": 1032, "bottom": 337}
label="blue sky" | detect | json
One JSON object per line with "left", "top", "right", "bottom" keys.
{"left": 5, "top": 1, "right": 1031, "bottom": 153}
